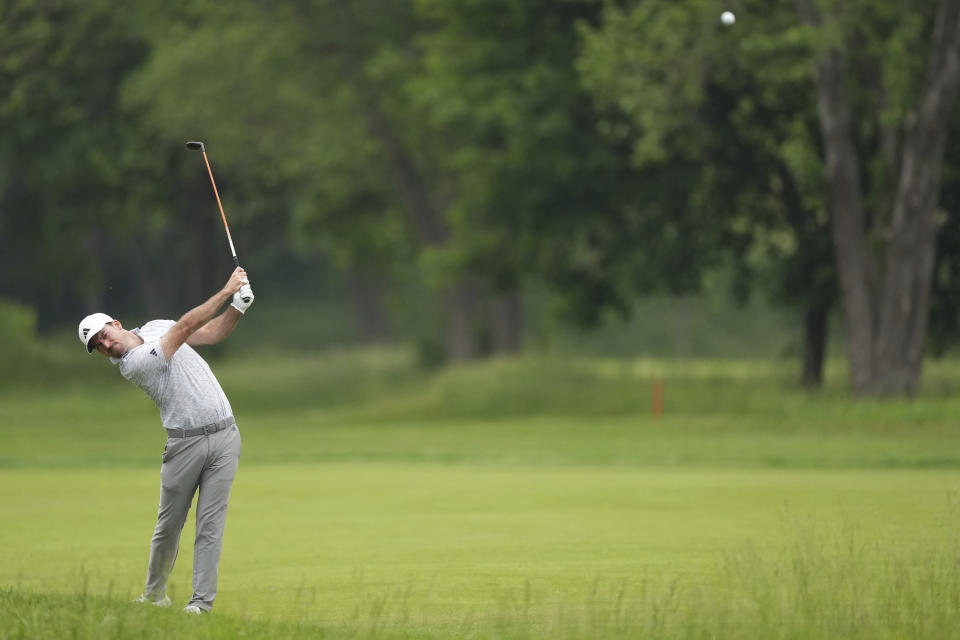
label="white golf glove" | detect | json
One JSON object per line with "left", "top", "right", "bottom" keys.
{"left": 231, "top": 284, "right": 255, "bottom": 314}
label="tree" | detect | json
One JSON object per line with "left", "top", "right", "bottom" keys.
{"left": 577, "top": 0, "right": 836, "bottom": 384}
{"left": 797, "top": 0, "right": 960, "bottom": 395}
{"left": 0, "top": 0, "right": 153, "bottom": 325}
{"left": 123, "top": 0, "right": 639, "bottom": 361}
{"left": 406, "top": 0, "right": 636, "bottom": 348}
{"left": 123, "top": 1, "right": 414, "bottom": 345}
{"left": 578, "top": 0, "right": 960, "bottom": 394}
{"left": 929, "top": 112, "right": 960, "bottom": 355}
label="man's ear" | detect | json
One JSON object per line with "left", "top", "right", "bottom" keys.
{"left": 112, "top": 319, "right": 123, "bottom": 330}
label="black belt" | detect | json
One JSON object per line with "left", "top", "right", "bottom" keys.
{"left": 165, "top": 415, "right": 235, "bottom": 439}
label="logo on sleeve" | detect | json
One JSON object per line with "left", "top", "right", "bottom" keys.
{"left": 150, "top": 348, "right": 158, "bottom": 357}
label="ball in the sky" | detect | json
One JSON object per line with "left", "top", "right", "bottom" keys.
{"left": 721, "top": 11, "right": 736, "bottom": 25}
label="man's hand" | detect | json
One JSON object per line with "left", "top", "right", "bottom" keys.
{"left": 223, "top": 267, "right": 248, "bottom": 295}
{"left": 231, "top": 284, "right": 255, "bottom": 314}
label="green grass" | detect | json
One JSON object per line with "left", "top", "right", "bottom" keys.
{"left": 3, "top": 348, "right": 960, "bottom": 638}
{"left": 3, "top": 465, "right": 959, "bottom": 638}
{"left": 5, "top": 350, "right": 960, "bottom": 470}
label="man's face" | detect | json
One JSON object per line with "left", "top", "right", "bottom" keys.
{"left": 90, "top": 322, "right": 128, "bottom": 358}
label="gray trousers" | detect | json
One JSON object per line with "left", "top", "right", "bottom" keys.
{"left": 144, "top": 423, "right": 241, "bottom": 611}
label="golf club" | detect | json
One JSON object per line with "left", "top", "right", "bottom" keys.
{"left": 186, "top": 140, "right": 252, "bottom": 303}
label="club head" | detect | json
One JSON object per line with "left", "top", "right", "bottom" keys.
{"left": 185, "top": 141, "right": 205, "bottom": 152}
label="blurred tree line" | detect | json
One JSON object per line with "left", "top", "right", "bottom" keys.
{"left": 1, "top": 0, "right": 959, "bottom": 396}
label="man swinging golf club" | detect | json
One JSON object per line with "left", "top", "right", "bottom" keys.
{"left": 78, "top": 266, "right": 254, "bottom": 613}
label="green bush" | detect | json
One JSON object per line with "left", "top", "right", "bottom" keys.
{"left": 0, "top": 300, "right": 115, "bottom": 388}
{"left": 0, "top": 299, "right": 39, "bottom": 375}
{"left": 0, "top": 298, "right": 37, "bottom": 339}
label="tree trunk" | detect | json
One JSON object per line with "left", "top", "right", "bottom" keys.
{"left": 82, "top": 230, "right": 104, "bottom": 314}
{"left": 871, "top": 0, "right": 960, "bottom": 395}
{"left": 369, "top": 110, "right": 482, "bottom": 361}
{"left": 82, "top": 289, "right": 104, "bottom": 316}
{"left": 491, "top": 290, "right": 523, "bottom": 355}
{"left": 797, "top": 0, "right": 876, "bottom": 394}
{"left": 444, "top": 283, "right": 481, "bottom": 362}
{"left": 128, "top": 238, "right": 168, "bottom": 319}
{"left": 354, "top": 78, "right": 488, "bottom": 362}
{"left": 801, "top": 303, "right": 827, "bottom": 388}
{"left": 347, "top": 270, "right": 391, "bottom": 343}
{"left": 332, "top": 5, "right": 508, "bottom": 364}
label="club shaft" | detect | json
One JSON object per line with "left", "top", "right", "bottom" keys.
{"left": 200, "top": 150, "right": 239, "bottom": 262}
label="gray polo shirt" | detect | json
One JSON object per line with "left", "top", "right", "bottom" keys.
{"left": 112, "top": 319, "right": 233, "bottom": 430}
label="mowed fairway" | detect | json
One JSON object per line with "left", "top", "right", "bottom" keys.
{"left": 2, "top": 351, "right": 960, "bottom": 638}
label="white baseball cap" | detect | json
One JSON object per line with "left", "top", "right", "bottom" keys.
{"left": 78, "top": 312, "right": 114, "bottom": 354}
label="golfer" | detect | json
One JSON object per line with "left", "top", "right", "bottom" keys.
{"left": 77, "top": 266, "right": 253, "bottom": 614}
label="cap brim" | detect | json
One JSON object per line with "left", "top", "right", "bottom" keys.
{"left": 85, "top": 324, "right": 107, "bottom": 354}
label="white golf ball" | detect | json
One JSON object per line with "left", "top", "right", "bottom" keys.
{"left": 721, "top": 11, "right": 736, "bottom": 25}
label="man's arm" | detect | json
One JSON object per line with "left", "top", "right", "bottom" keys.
{"left": 159, "top": 267, "right": 246, "bottom": 361}
{"left": 187, "top": 306, "right": 242, "bottom": 346}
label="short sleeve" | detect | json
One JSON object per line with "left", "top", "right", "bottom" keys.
{"left": 145, "top": 319, "right": 177, "bottom": 334}
{"left": 119, "top": 340, "right": 168, "bottom": 385}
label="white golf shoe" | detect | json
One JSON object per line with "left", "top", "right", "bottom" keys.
{"left": 183, "top": 605, "right": 204, "bottom": 614}
{"left": 133, "top": 593, "right": 171, "bottom": 607}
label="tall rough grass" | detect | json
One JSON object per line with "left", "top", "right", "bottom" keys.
{"left": 485, "top": 510, "right": 960, "bottom": 639}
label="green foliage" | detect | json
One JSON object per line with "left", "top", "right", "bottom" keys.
{"left": 0, "top": 298, "right": 116, "bottom": 388}
{"left": 577, "top": 0, "right": 837, "bottom": 315}
{"left": 2, "top": 0, "right": 958, "bottom": 372}
{"left": 411, "top": 0, "right": 721, "bottom": 325}
{"left": 578, "top": 1, "right": 714, "bottom": 164}
{"left": 122, "top": 2, "right": 404, "bottom": 278}
{"left": 0, "top": 298, "right": 36, "bottom": 339}
{"left": 0, "top": 1, "right": 150, "bottom": 320}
